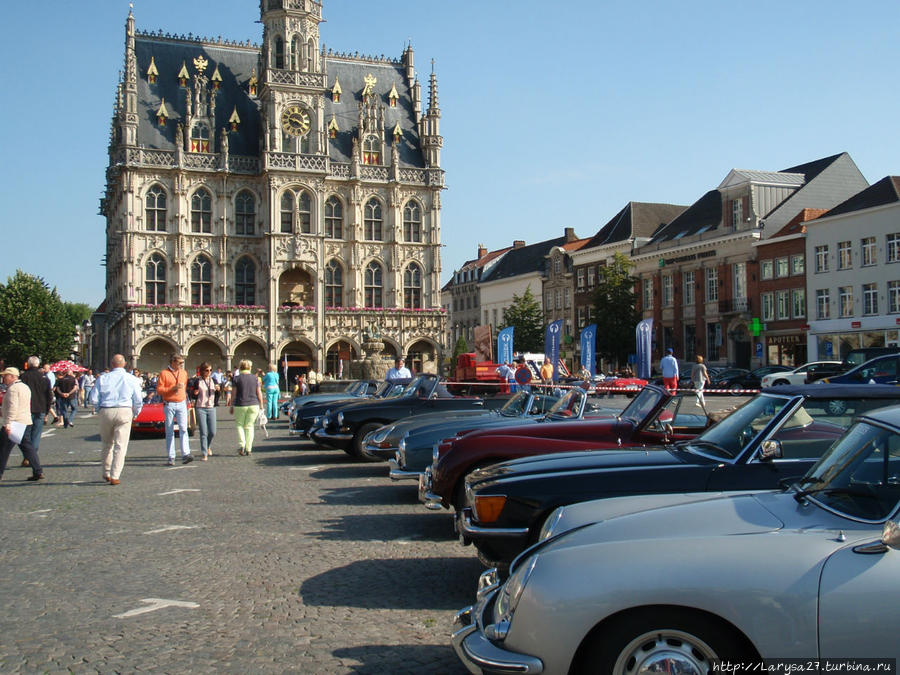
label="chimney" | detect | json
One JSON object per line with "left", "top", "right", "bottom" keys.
{"left": 513, "top": 240, "right": 526, "bottom": 249}
{"left": 564, "top": 227, "right": 577, "bottom": 242}
{"left": 477, "top": 244, "right": 487, "bottom": 258}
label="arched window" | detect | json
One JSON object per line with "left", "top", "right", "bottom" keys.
{"left": 363, "top": 135, "right": 380, "bottom": 164}
{"left": 364, "top": 261, "right": 383, "bottom": 308}
{"left": 280, "top": 192, "right": 294, "bottom": 233}
{"left": 235, "top": 257, "right": 256, "bottom": 305}
{"left": 403, "top": 201, "right": 422, "bottom": 242}
{"left": 307, "top": 38, "right": 316, "bottom": 70}
{"left": 364, "top": 198, "right": 383, "bottom": 241}
{"left": 324, "top": 259, "right": 343, "bottom": 307}
{"left": 190, "top": 123, "right": 210, "bottom": 152}
{"left": 298, "top": 191, "right": 312, "bottom": 234}
{"left": 145, "top": 253, "right": 166, "bottom": 305}
{"left": 235, "top": 190, "right": 255, "bottom": 235}
{"left": 145, "top": 185, "right": 167, "bottom": 232}
{"left": 291, "top": 36, "right": 301, "bottom": 71}
{"left": 191, "top": 188, "right": 212, "bottom": 233}
{"left": 191, "top": 255, "right": 212, "bottom": 305}
{"left": 404, "top": 263, "right": 423, "bottom": 309}
{"left": 324, "top": 196, "right": 343, "bottom": 239}
{"left": 274, "top": 37, "right": 285, "bottom": 69}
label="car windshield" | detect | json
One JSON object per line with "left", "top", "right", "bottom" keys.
{"left": 686, "top": 394, "right": 792, "bottom": 459}
{"left": 346, "top": 381, "right": 367, "bottom": 395}
{"left": 798, "top": 420, "right": 900, "bottom": 521}
{"left": 499, "top": 392, "right": 559, "bottom": 417}
{"left": 398, "top": 375, "right": 435, "bottom": 398}
{"left": 620, "top": 387, "right": 667, "bottom": 424}
{"left": 644, "top": 394, "right": 709, "bottom": 433}
{"left": 546, "top": 388, "right": 588, "bottom": 418}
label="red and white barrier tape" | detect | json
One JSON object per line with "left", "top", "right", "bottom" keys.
{"left": 447, "top": 380, "right": 761, "bottom": 395}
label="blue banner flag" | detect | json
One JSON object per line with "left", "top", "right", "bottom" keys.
{"left": 635, "top": 318, "right": 653, "bottom": 380}
{"left": 545, "top": 319, "right": 563, "bottom": 383}
{"left": 497, "top": 326, "right": 514, "bottom": 365}
{"left": 580, "top": 324, "right": 597, "bottom": 376}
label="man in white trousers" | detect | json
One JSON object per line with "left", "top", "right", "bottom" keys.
{"left": 90, "top": 354, "right": 144, "bottom": 485}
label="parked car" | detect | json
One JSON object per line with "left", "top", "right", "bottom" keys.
{"left": 759, "top": 360, "right": 842, "bottom": 387}
{"left": 312, "top": 374, "right": 509, "bottom": 459}
{"left": 453, "top": 404, "right": 900, "bottom": 675}
{"left": 361, "top": 390, "right": 563, "bottom": 462}
{"left": 818, "top": 353, "right": 900, "bottom": 385}
{"left": 386, "top": 389, "right": 615, "bottom": 480}
{"left": 710, "top": 365, "right": 791, "bottom": 393}
{"left": 458, "top": 384, "right": 900, "bottom": 566}
{"left": 420, "top": 385, "right": 712, "bottom": 513}
{"left": 286, "top": 379, "right": 379, "bottom": 425}
{"left": 291, "top": 379, "right": 407, "bottom": 437}
{"left": 132, "top": 394, "right": 195, "bottom": 436}
{"left": 842, "top": 345, "right": 900, "bottom": 369}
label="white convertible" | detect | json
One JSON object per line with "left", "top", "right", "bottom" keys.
{"left": 453, "top": 405, "right": 900, "bottom": 674}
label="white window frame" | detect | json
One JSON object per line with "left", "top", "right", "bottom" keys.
{"left": 839, "top": 286, "right": 853, "bottom": 318}
{"left": 577, "top": 269, "right": 585, "bottom": 288}
{"left": 863, "top": 282, "right": 878, "bottom": 315}
{"left": 792, "top": 288, "right": 806, "bottom": 319}
{"left": 683, "top": 270, "right": 695, "bottom": 306}
{"left": 889, "top": 281, "right": 900, "bottom": 314}
{"left": 775, "top": 257, "right": 789, "bottom": 278}
{"left": 761, "top": 260, "right": 774, "bottom": 280}
{"left": 705, "top": 267, "right": 718, "bottom": 302}
{"left": 887, "top": 234, "right": 900, "bottom": 263}
{"left": 816, "top": 289, "right": 830, "bottom": 320}
{"left": 815, "top": 245, "right": 829, "bottom": 273}
{"left": 662, "top": 274, "right": 673, "bottom": 307}
{"left": 761, "top": 292, "right": 774, "bottom": 322}
{"left": 643, "top": 278, "right": 653, "bottom": 310}
{"left": 838, "top": 241, "right": 852, "bottom": 270}
{"left": 776, "top": 290, "right": 790, "bottom": 321}
{"left": 790, "top": 254, "right": 804, "bottom": 276}
{"left": 861, "top": 237, "right": 877, "bottom": 267}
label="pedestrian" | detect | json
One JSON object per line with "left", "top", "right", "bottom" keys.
{"left": 90, "top": 354, "right": 143, "bottom": 485}
{"left": 190, "top": 362, "right": 217, "bottom": 461}
{"left": 54, "top": 368, "right": 79, "bottom": 428}
{"left": 691, "top": 355, "right": 710, "bottom": 410}
{"left": 80, "top": 369, "right": 95, "bottom": 408}
{"left": 229, "top": 359, "right": 264, "bottom": 456}
{"left": 42, "top": 363, "right": 59, "bottom": 425}
{"left": 660, "top": 347, "right": 680, "bottom": 395}
{"left": 495, "top": 362, "right": 516, "bottom": 394}
{"left": 156, "top": 354, "right": 193, "bottom": 465}
{"left": 211, "top": 367, "right": 225, "bottom": 406}
{"left": 262, "top": 362, "right": 280, "bottom": 421}
{"left": 0, "top": 366, "right": 44, "bottom": 482}
{"left": 540, "top": 357, "right": 554, "bottom": 390}
{"left": 20, "top": 356, "right": 53, "bottom": 467}
{"left": 385, "top": 357, "right": 412, "bottom": 383}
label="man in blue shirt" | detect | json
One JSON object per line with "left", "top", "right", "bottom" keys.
{"left": 385, "top": 358, "right": 412, "bottom": 383}
{"left": 660, "top": 347, "right": 680, "bottom": 395}
{"left": 90, "top": 354, "right": 144, "bottom": 485}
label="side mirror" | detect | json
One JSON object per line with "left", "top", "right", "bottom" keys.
{"left": 883, "top": 520, "right": 900, "bottom": 550}
{"left": 663, "top": 422, "right": 674, "bottom": 436}
{"left": 760, "top": 439, "right": 782, "bottom": 461}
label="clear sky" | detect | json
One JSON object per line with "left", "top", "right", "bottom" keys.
{"left": 2, "top": 1, "right": 899, "bottom": 307}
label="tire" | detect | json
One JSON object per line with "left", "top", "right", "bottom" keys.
{"left": 349, "top": 422, "right": 382, "bottom": 460}
{"left": 729, "top": 383, "right": 743, "bottom": 396}
{"left": 771, "top": 379, "right": 790, "bottom": 387}
{"left": 573, "top": 608, "right": 753, "bottom": 675}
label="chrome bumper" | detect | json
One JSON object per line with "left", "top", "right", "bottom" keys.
{"left": 388, "top": 458, "right": 423, "bottom": 481}
{"left": 311, "top": 427, "right": 353, "bottom": 442}
{"left": 362, "top": 444, "right": 399, "bottom": 461}
{"left": 459, "top": 508, "right": 529, "bottom": 539}
{"left": 418, "top": 467, "right": 444, "bottom": 510}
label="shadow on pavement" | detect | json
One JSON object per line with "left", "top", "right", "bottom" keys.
{"left": 300, "top": 556, "right": 483, "bottom": 610}
{"left": 311, "top": 512, "right": 455, "bottom": 542}
{"left": 310, "top": 464, "right": 388, "bottom": 480}
{"left": 317, "top": 484, "right": 419, "bottom": 506}
{"left": 333, "top": 643, "right": 467, "bottom": 674}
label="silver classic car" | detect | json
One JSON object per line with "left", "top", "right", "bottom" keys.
{"left": 452, "top": 405, "right": 900, "bottom": 675}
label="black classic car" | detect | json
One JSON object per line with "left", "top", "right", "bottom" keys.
{"left": 312, "top": 374, "right": 508, "bottom": 459}
{"left": 291, "top": 379, "right": 408, "bottom": 437}
{"left": 458, "top": 384, "right": 900, "bottom": 567}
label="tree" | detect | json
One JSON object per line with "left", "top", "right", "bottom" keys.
{"left": 63, "top": 302, "right": 93, "bottom": 327}
{"left": 499, "top": 286, "right": 544, "bottom": 352}
{"left": 451, "top": 335, "right": 469, "bottom": 361}
{"left": 0, "top": 271, "right": 76, "bottom": 366}
{"left": 593, "top": 253, "right": 640, "bottom": 369}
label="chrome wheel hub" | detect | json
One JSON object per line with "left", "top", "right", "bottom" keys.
{"left": 615, "top": 629, "right": 716, "bottom": 674}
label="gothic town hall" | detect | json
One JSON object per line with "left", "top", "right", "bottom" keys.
{"left": 93, "top": 0, "right": 446, "bottom": 377}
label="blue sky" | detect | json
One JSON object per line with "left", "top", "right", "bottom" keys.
{"left": 2, "top": 1, "right": 899, "bottom": 307}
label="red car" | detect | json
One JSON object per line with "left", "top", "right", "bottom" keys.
{"left": 420, "top": 385, "right": 709, "bottom": 512}
{"left": 131, "top": 394, "right": 195, "bottom": 436}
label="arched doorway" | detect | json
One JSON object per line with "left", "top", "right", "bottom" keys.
{"left": 137, "top": 337, "right": 176, "bottom": 375}
{"left": 186, "top": 338, "right": 224, "bottom": 375}
{"left": 280, "top": 340, "right": 315, "bottom": 390}
{"left": 279, "top": 268, "right": 315, "bottom": 307}
{"left": 233, "top": 339, "right": 267, "bottom": 374}
{"left": 326, "top": 340, "right": 357, "bottom": 379}
{"left": 406, "top": 339, "right": 437, "bottom": 375}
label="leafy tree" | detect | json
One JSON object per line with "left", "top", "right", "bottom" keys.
{"left": 63, "top": 302, "right": 93, "bottom": 327}
{"left": 593, "top": 253, "right": 640, "bottom": 368}
{"left": 0, "top": 271, "right": 76, "bottom": 366}
{"left": 451, "top": 335, "right": 469, "bottom": 361}
{"left": 499, "top": 286, "right": 543, "bottom": 352}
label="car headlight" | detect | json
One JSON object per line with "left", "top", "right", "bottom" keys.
{"left": 538, "top": 506, "right": 565, "bottom": 541}
{"left": 493, "top": 555, "right": 538, "bottom": 626}
{"left": 337, "top": 412, "right": 344, "bottom": 427}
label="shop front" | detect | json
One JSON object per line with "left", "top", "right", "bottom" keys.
{"left": 766, "top": 333, "right": 807, "bottom": 367}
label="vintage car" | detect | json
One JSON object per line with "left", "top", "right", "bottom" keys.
{"left": 421, "top": 385, "right": 711, "bottom": 512}
{"left": 286, "top": 379, "right": 379, "bottom": 425}
{"left": 458, "top": 384, "right": 900, "bottom": 566}
{"left": 452, "top": 404, "right": 900, "bottom": 675}
{"left": 386, "top": 388, "right": 614, "bottom": 480}
{"left": 710, "top": 364, "right": 792, "bottom": 393}
{"left": 312, "top": 374, "right": 509, "bottom": 459}
{"left": 131, "top": 394, "right": 195, "bottom": 436}
{"left": 819, "top": 353, "right": 900, "bottom": 385}
{"left": 291, "top": 379, "right": 408, "bottom": 437}
{"left": 360, "top": 390, "right": 564, "bottom": 462}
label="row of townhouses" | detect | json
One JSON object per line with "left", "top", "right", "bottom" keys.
{"left": 443, "top": 152, "right": 900, "bottom": 371}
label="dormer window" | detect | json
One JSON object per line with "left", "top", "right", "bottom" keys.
{"left": 177, "top": 61, "right": 189, "bottom": 87}
{"left": 331, "top": 79, "right": 342, "bottom": 103}
{"left": 388, "top": 83, "right": 399, "bottom": 107}
{"left": 732, "top": 198, "right": 743, "bottom": 227}
{"left": 211, "top": 65, "right": 222, "bottom": 91}
{"left": 147, "top": 56, "right": 158, "bottom": 84}
{"left": 191, "top": 123, "right": 210, "bottom": 153}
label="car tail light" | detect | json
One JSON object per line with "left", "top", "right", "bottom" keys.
{"left": 474, "top": 495, "right": 507, "bottom": 523}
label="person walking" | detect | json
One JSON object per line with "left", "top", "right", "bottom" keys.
{"left": 42, "top": 364, "right": 60, "bottom": 425}
{"left": 0, "top": 367, "right": 44, "bottom": 482}
{"left": 495, "top": 362, "right": 516, "bottom": 394}
{"left": 230, "top": 360, "right": 264, "bottom": 456}
{"left": 157, "top": 354, "right": 193, "bottom": 465}
{"left": 691, "top": 355, "right": 710, "bottom": 410}
{"left": 20, "top": 356, "right": 53, "bottom": 466}
{"left": 90, "top": 354, "right": 143, "bottom": 485}
{"left": 660, "top": 347, "right": 680, "bottom": 395}
{"left": 211, "top": 367, "right": 225, "bottom": 406}
{"left": 54, "top": 369, "right": 79, "bottom": 428}
{"left": 190, "top": 362, "right": 217, "bottom": 461}
{"left": 262, "top": 363, "right": 280, "bottom": 421}
{"left": 80, "top": 370, "right": 95, "bottom": 408}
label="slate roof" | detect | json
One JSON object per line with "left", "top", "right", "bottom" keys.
{"left": 480, "top": 236, "right": 570, "bottom": 283}
{"left": 821, "top": 176, "right": 900, "bottom": 219}
{"left": 583, "top": 202, "right": 688, "bottom": 248}
{"left": 133, "top": 33, "right": 425, "bottom": 166}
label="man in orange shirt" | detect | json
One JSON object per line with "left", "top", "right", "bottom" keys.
{"left": 156, "top": 354, "right": 193, "bottom": 465}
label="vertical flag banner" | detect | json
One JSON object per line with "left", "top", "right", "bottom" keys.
{"left": 545, "top": 319, "right": 563, "bottom": 383}
{"left": 282, "top": 354, "right": 289, "bottom": 392}
{"left": 635, "top": 318, "right": 653, "bottom": 380}
{"left": 497, "top": 326, "right": 514, "bottom": 365}
{"left": 580, "top": 324, "right": 597, "bottom": 376}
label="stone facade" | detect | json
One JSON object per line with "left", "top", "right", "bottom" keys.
{"left": 94, "top": 1, "right": 446, "bottom": 379}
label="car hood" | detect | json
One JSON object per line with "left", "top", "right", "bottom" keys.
{"left": 459, "top": 417, "right": 625, "bottom": 443}
{"left": 391, "top": 409, "right": 498, "bottom": 434}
